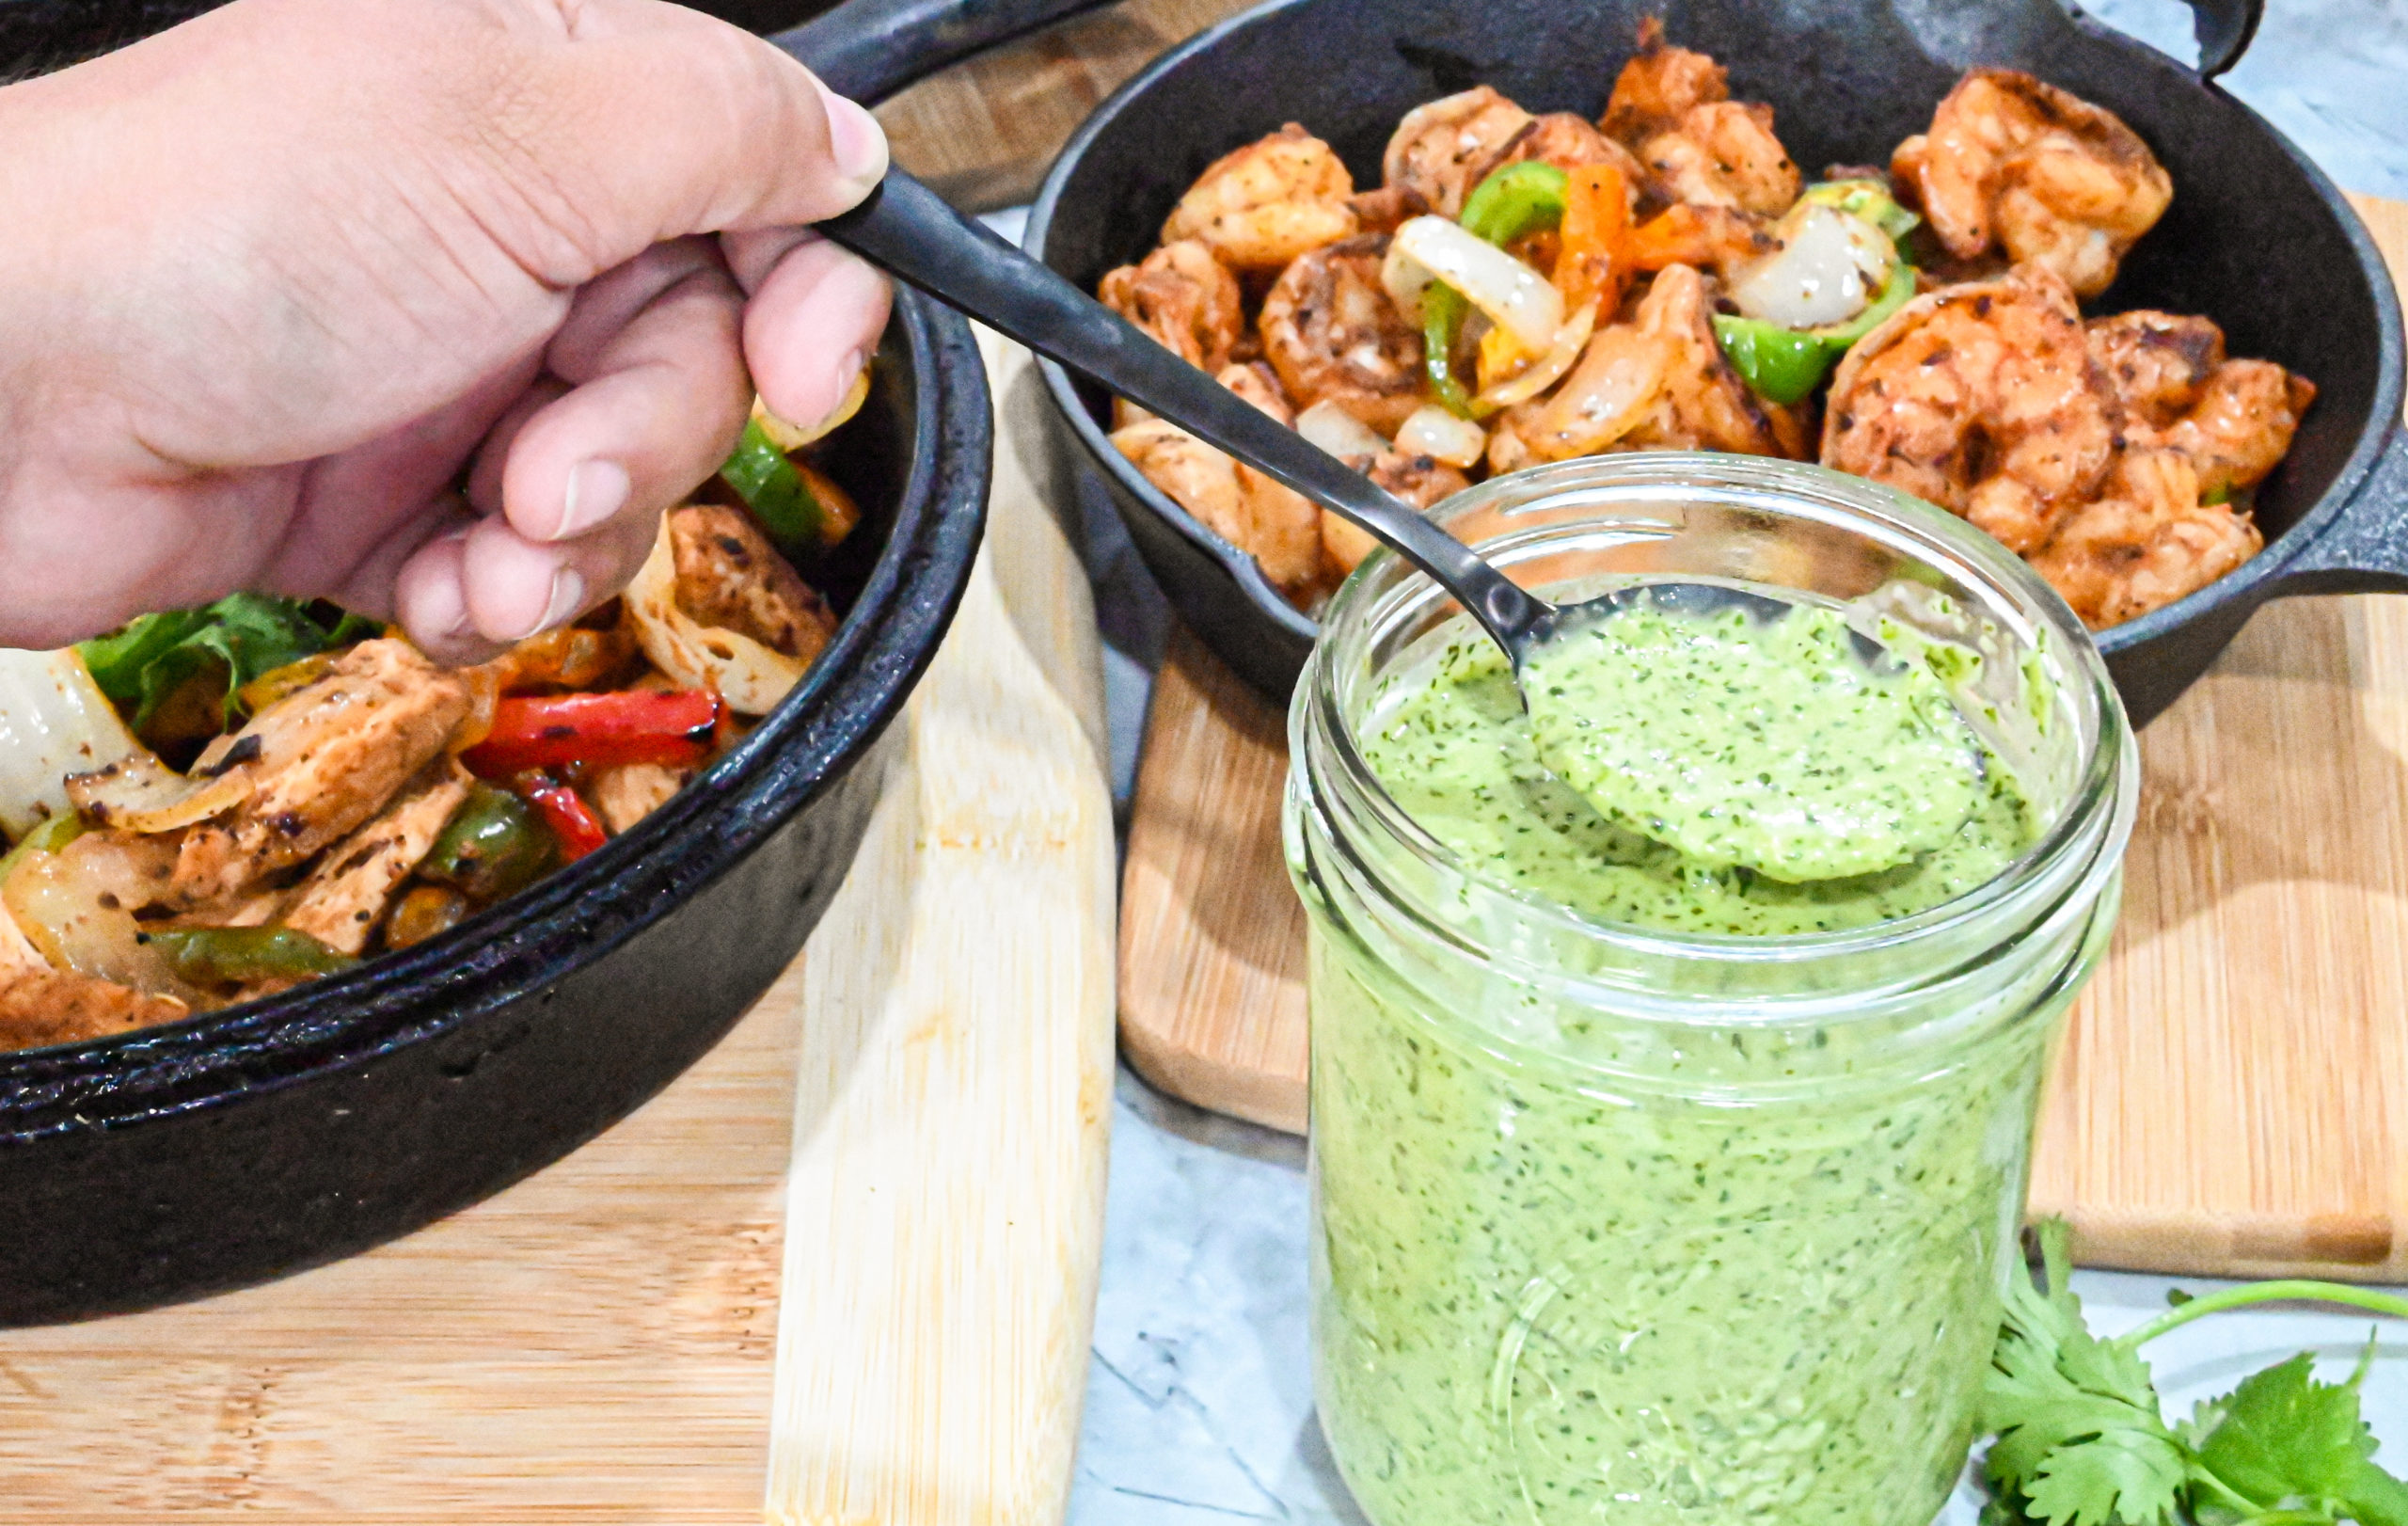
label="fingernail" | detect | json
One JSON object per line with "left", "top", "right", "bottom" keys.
{"left": 817, "top": 347, "right": 867, "bottom": 429}
{"left": 515, "top": 567, "right": 586, "bottom": 641}
{"left": 820, "top": 90, "right": 889, "bottom": 198}
{"left": 557, "top": 459, "right": 630, "bottom": 540}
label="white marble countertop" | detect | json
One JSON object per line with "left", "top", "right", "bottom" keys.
{"left": 990, "top": 7, "right": 2408, "bottom": 1514}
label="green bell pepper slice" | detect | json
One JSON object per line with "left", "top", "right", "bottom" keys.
{"left": 1458, "top": 161, "right": 1569, "bottom": 246}
{"left": 1709, "top": 318, "right": 1837, "bottom": 405}
{"left": 1713, "top": 262, "right": 1919, "bottom": 405}
{"left": 1422, "top": 284, "right": 1476, "bottom": 418}
{"left": 150, "top": 926, "right": 359, "bottom": 985}
{"left": 719, "top": 418, "right": 832, "bottom": 556}
{"left": 419, "top": 782, "right": 559, "bottom": 904}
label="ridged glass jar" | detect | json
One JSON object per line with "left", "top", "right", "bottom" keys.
{"left": 1285, "top": 455, "right": 2138, "bottom": 1526}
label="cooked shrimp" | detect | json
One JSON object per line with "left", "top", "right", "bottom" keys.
{"left": 2085, "top": 310, "right": 2224, "bottom": 420}
{"left": 1110, "top": 366, "right": 1331, "bottom": 599}
{"left": 2030, "top": 449, "right": 2260, "bottom": 628}
{"left": 1347, "top": 184, "right": 1430, "bottom": 236}
{"left": 2144, "top": 361, "right": 2316, "bottom": 500}
{"left": 1496, "top": 112, "right": 1649, "bottom": 185}
{"left": 1113, "top": 418, "right": 1242, "bottom": 540}
{"left": 1162, "top": 124, "right": 1360, "bottom": 273}
{"left": 1319, "top": 453, "right": 1473, "bottom": 578}
{"left": 1638, "top": 101, "right": 1801, "bottom": 216}
{"left": 1599, "top": 17, "right": 1727, "bottom": 146}
{"left": 1100, "top": 239, "right": 1245, "bottom": 373}
{"left": 1486, "top": 262, "right": 1804, "bottom": 468}
{"left": 1217, "top": 363, "right": 1330, "bottom": 596}
{"left": 1489, "top": 323, "right": 1669, "bottom": 469}
{"left": 1384, "top": 86, "right": 1535, "bottom": 218}
{"left": 2086, "top": 310, "right": 2317, "bottom": 495}
{"left": 1822, "top": 263, "right": 2115, "bottom": 552}
{"left": 1892, "top": 69, "right": 2171, "bottom": 298}
{"left": 1259, "top": 233, "right": 1425, "bottom": 433}
{"left": 1624, "top": 262, "right": 1812, "bottom": 457}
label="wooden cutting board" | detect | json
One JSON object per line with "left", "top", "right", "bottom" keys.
{"left": 1120, "top": 197, "right": 2408, "bottom": 1285}
{"left": 0, "top": 338, "right": 1115, "bottom": 1521}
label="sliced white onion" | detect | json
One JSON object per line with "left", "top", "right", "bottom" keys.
{"left": 66, "top": 751, "right": 253, "bottom": 835}
{"left": 1729, "top": 204, "right": 1893, "bottom": 330}
{"left": 1476, "top": 301, "right": 1599, "bottom": 411}
{"left": 0, "top": 898, "right": 44, "bottom": 974}
{"left": 3, "top": 833, "right": 201, "bottom": 1003}
{"left": 1393, "top": 405, "right": 1487, "bottom": 468}
{"left": 1388, "top": 216, "right": 1563, "bottom": 354}
{"left": 1379, "top": 239, "right": 1438, "bottom": 325}
{"left": 626, "top": 517, "right": 808, "bottom": 717}
{"left": 0, "top": 648, "right": 145, "bottom": 842}
{"left": 1295, "top": 400, "right": 1392, "bottom": 459}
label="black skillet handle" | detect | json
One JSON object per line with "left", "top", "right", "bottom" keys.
{"left": 2167, "top": 0, "right": 2264, "bottom": 78}
{"left": 774, "top": 0, "right": 1120, "bottom": 103}
{"left": 2267, "top": 430, "right": 2408, "bottom": 596}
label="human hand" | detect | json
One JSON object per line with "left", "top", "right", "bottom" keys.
{"left": 0, "top": 0, "right": 893, "bottom": 661}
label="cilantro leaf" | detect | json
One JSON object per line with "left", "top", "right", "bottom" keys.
{"left": 2186, "top": 1340, "right": 2408, "bottom": 1526}
{"left": 2341, "top": 1458, "right": 2408, "bottom": 1526}
{"left": 2028, "top": 1428, "right": 2189, "bottom": 1526}
{"left": 79, "top": 594, "right": 373, "bottom": 733}
{"left": 1978, "top": 1223, "right": 2408, "bottom": 1526}
{"left": 1980, "top": 1221, "right": 2186, "bottom": 1526}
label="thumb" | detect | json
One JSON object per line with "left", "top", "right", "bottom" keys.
{"left": 434, "top": 0, "right": 889, "bottom": 283}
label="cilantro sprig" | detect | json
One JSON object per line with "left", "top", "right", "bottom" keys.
{"left": 1981, "top": 1220, "right": 2408, "bottom": 1526}
{"left": 78, "top": 593, "right": 374, "bottom": 734}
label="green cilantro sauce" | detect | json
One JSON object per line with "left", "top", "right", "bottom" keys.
{"left": 1522, "top": 602, "right": 1983, "bottom": 883}
{"left": 1363, "top": 622, "right": 2036, "bottom": 937}
{"left": 1308, "top": 600, "right": 2055, "bottom": 1525}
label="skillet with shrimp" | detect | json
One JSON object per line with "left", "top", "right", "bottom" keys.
{"left": 1090, "top": 20, "right": 2315, "bottom": 637}
{"left": 1030, "top": 0, "right": 2408, "bottom": 720}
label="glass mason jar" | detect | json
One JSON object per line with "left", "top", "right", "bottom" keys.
{"left": 1285, "top": 455, "right": 2137, "bottom": 1526}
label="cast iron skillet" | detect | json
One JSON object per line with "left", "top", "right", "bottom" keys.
{"left": 1023, "top": 0, "right": 2408, "bottom": 723}
{"left": 0, "top": 0, "right": 1100, "bottom": 1325}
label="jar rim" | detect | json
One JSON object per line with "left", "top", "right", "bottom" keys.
{"left": 1298, "top": 453, "right": 2139, "bottom": 977}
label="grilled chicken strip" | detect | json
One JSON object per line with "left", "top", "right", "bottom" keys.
{"left": 171, "top": 639, "right": 470, "bottom": 909}
{"left": 283, "top": 759, "right": 475, "bottom": 956}
{"left": 668, "top": 503, "right": 839, "bottom": 668}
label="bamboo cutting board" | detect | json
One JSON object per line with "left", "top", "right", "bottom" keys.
{"left": 1120, "top": 197, "right": 2408, "bottom": 1285}
{"left": 0, "top": 338, "right": 1114, "bottom": 1521}
{"left": 764, "top": 335, "right": 1117, "bottom": 1526}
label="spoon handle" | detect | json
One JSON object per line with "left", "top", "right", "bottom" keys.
{"left": 816, "top": 170, "right": 1551, "bottom": 650}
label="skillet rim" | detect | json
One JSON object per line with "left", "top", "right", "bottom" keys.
{"left": 1025, "top": 0, "right": 2406, "bottom": 665}
{"left": 0, "top": 287, "right": 992, "bottom": 1139}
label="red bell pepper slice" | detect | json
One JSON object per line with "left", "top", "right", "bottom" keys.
{"left": 463, "top": 690, "right": 721, "bottom": 776}
{"left": 508, "top": 771, "right": 610, "bottom": 863}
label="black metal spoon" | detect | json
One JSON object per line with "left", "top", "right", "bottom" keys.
{"left": 819, "top": 171, "right": 1554, "bottom": 653}
{"left": 816, "top": 170, "right": 1981, "bottom": 876}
